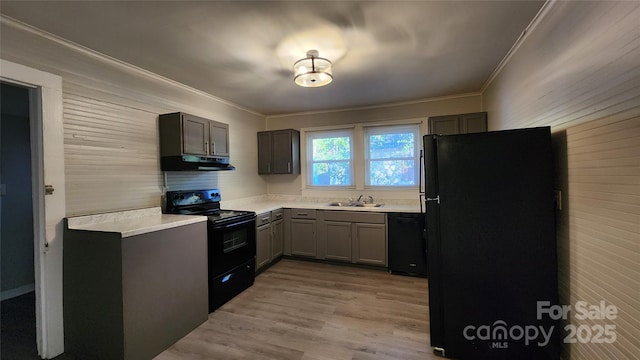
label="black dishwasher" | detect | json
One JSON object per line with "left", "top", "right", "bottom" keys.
{"left": 388, "top": 212, "right": 427, "bottom": 276}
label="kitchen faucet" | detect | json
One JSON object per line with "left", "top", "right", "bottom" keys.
{"left": 356, "top": 194, "right": 374, "bottom": 204}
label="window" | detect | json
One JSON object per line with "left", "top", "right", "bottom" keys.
{"left": 307, "top": 129, "right": 354, "bottom": 187}
{"left": 365, "top": 124, "right": 420, "bottom": 187}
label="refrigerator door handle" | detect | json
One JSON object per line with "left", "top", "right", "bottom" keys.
{"left": 426, "top": 195, "right": 440, "bottom": 204}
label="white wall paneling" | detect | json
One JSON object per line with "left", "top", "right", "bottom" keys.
{"left": 483, "top": 1, "right": 640, "bottom": 359}
{"left": 1, "top": 15, "right": 267, "bottom": 216}
{"left": 63, "top": 94, "right": 162, "bottom": 215}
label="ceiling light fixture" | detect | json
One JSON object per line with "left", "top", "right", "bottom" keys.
{"left": 294, "top": 50, "right": 333, "bottom": 87}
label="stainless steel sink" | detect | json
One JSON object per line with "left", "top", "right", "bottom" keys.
{"left": 327, "top": 202, "right": 383, "bottom": 207}
{"left": 355, "top": 203, "right": 384, "bottom": 208}
{"left": 327, "top": 202, "right": 352, "bottom": 206}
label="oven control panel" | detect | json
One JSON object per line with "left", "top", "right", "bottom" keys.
{"left": 166, "top": 189, "right": 221, "bottom": 207}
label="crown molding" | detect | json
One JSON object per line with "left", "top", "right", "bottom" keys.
{"left": 480, "top": 0, "right": 557, "bottom": 94}
{"left": 266, "top": 92, "right": 482, "bottom": 120}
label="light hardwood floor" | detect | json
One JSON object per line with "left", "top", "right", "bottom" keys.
{"left": 155, "top": 259, "right": 434, "bottom": 360}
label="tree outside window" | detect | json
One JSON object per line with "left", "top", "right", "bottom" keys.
{"left": 365, "top": 125, "right": 419, "bottom": 187}
{"left": 307, "top": 130, "right": 354, "bottom": 187}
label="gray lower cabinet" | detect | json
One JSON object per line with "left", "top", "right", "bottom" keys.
{"left": 353, "top": 222, "right": 387, "bottom": 266}
{"left": 288, "top": 209, "right": 317, "bottom": 257}
{"left": 256, "top": 213, "right": 272, "bottom": 269}
{"left": 320, "top": 211, "right": 388, "bottom": 267}
{"left": 63, "top": 222, "right": 208, "bottom": 360}
{"left": 256, "top": 209, "right": 285, "bottom": 271}
{"left": 325, "top": 221, "right": 352, "bottom": 261}
{"left": 271, "top": 215, "right": 284, "bottom": 259}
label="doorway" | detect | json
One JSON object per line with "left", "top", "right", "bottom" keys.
{"left": 1, "top": 82, "right": 38, "bottom": 358}
{"left": 1, "top": 59, "right": 66, "bottom": 359}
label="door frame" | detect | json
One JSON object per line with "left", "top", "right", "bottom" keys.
{"left": 1, "top": 59, "right": 66, "bottom": 359}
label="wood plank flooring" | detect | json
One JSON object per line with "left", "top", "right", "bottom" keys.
{"left": 155, "top": 259, "right": 434, "bottom": 360}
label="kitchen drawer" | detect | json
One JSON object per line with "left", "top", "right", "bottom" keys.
{"left": 256, "top": 212, "right": 271, "bottom": 227}
{"left": 323, "top": 211, "right": 385, "bottom": 224}
{"left": 290, "top": 209, "right": 316, "bottom": 219}
{"left": 271, "top": 209, "right": 284, "bottom": 221}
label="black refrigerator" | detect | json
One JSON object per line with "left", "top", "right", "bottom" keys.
{"left": 424, "top": 127, "right": 560, "bottom": 360}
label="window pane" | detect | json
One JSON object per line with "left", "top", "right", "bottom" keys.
{"left": 369, "top": 133, "right": 414, "bottom": 159}
{"left": 312, "top": 137, "right": 351, "bottom": 161}
{"left": 312, "top": 162, "right": 351, "bottom": 186}
{"left": 369, "top": 160, "right": 416, "bottom": 186}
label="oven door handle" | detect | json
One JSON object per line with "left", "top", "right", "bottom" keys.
{"left": 212, "top": 217, "right": 255, "bottom": 229}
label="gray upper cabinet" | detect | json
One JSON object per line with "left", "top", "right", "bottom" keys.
{"left": 210, "top": 121, "right": 229, "bottom": 156}
{"left": 257, "top": 129, "right": 300, "bottom": 174}
{"left": 428, "top": 112, "right": 487, "bottom": 135}
{"left": 182, "top": 115, "right": 209, "bottom": 155}
{"left": 159, "top": 112, "right": 229, "bottom": 157}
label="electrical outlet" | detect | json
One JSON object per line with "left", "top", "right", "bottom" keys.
{"left": 555, "top": 190, "right": 562, "bottom": 210}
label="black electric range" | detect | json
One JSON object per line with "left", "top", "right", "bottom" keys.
{"left": 165, "top": 189, "right": 256, "bottom": 312}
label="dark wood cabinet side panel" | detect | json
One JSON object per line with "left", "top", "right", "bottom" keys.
{"left": 63, "top": 227, "right": 125, "bottom": 360}
{"left": 290, "top": 129, "right": 301, "bottom": 174}
{"left": 158, "top": 113, "right": 183, "bottom": 157}
{"left": 257, "top": 131, "right": 272, "bottom": 174}
{"left": 121, "top": 223, "right": 208, "bottom": 360}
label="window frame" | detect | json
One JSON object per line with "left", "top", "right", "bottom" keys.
{"left": 305, "top": 128, "right": 355, "bottom": 188}
{"left": 364, "top": 124, "right": 420, "bottom": 189}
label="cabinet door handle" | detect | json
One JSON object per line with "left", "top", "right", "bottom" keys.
{"left": 204, "top": 141, "right": 208, "bottom": 153}
{"left": 212, "top": 141, "right": 216, "bottom": 154}
{"left": 426, "top": 195, "right": 440, "bottom": 204}
{"left": 287, "top": 162, "right": 291, "bottom": 172}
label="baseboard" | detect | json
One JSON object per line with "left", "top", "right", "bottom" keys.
{"left": 1, "top": 283, "right": 35, "bottom": 301}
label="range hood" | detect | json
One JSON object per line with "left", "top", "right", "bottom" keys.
{"left": 161, "top": 155, "right": 236, "bottom": 171}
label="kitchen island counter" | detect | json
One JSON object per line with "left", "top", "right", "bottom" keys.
{"left": 64, "top": 206, "right": 208, "bottom": 360}
{"left": 65, "top": 207, "right": 206, "bottom": 237}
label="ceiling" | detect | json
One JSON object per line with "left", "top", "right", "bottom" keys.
{"left": 0, "top": 1, "right": 545, "bottom": 115}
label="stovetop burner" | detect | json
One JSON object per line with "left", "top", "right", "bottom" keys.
{"left": 165, "top": 189, "right": 255, "bottom": 224}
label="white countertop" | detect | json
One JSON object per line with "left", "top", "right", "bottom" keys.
{"left": 65, "top": 200, "right": 420, "bottom": 237}
{"left": 223, "top": 199, "right": 421, "bottom": 215}
{"left": 65, "top": 207, "right": 207, "bottom": 238}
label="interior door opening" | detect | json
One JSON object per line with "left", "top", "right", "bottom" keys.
{"left": 1, "top": 82, "right": 37, "bottom": 358}
{"left": 1, "top": 59, "right": 66, "bottom": 359}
